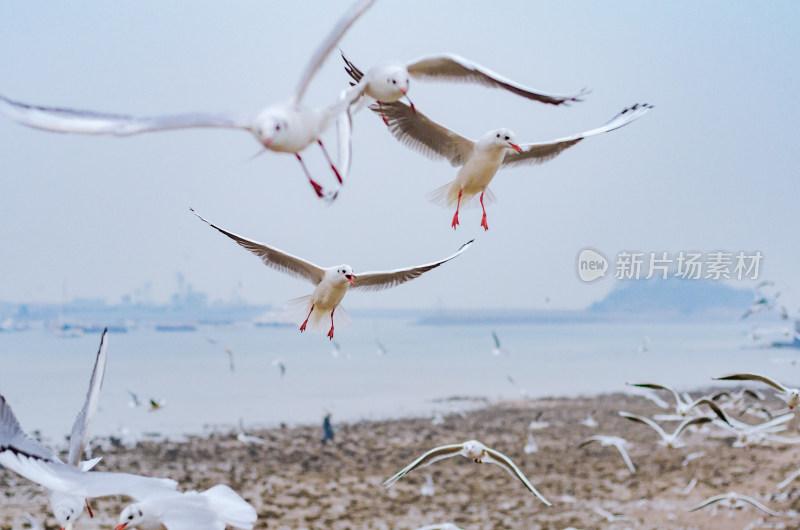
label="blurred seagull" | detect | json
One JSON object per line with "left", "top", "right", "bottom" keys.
{"left": 579, "top": 411, "right": 599, "bottom": 428}
{"left": 341, "top": 51, "right": 586, "bottom": 124}
{"left": 271, "top": 358, "right": 286, "bottom": 377}
{"left": 637, "top": 336, "right": 650, "bottom": 353}
{"left": 0, "top": 0, "right": 376, "bottom": 201}
{"left": 523, "top": 433, "right": 538, "bottom": 454}
{"left": 225, "top": 348, "right": 235, "bottom": 373}
{"left": 627, "top": 382, "right": 729, "bottom": 420}
{"left": 193, "top": 209, "right": 473, "bottom": 339}
{"left": 687, "top": 492, "right": 781, "bottom": 517}
{"left": 579, "top": 435, "right": 635, "bottom": 474}
{"left": 236, "top": 419, "right": 266, "bottom": 446}
{"left": 114, "top": 484, "right": 257, "bottom": 530}
{"left": 715, "top": 373, "right": 800, "bottom": 409}
{"left": 490, "top": 331, "right": 510, "bottom": 356}
{"left": 148, "top": 398, "right": 166, "bottom": 412}
{"left": 126, "top": 389, "right": 142, "bottom": 409}
{"left": 375, "top": 340, "right": 388, "bottom": 356}
{"left": 363, "top": 99, "right": 652, "bottom": 230}
{"left": 420, "top": 473, "right": 434, "bottom": 497}
{"left": 383, "top": 439, "right": 550, "bottom": 505}
{"left": 618, "top": 412, "right": 712, "bottom": 449}
{"left": 0, "top": 394, "right": 179, "bottom": 530}
{"left": 23, "top": 513, "right": 43, "bottom": 530}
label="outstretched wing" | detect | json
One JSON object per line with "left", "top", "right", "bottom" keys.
{"left": 0, "top": 94, "right": 252, "bottom": 136}
{"left": 0, "top": 396, "right": 59, "bottom": 463}
{"left": 192, "top": 209, "right": 325, "bottom": 286}
{"left": 502, "top": 103, "right": 653, "bottom": 168}
{"left": 368, "top": 100, "right": 475, "bottom": 167}
{"left": 407, "top": 53, "right": 587, "bottom": 106}
{"left": 292, "top": 0, "right": 375, "bottom": 103}
{"left": 383, "top": 444, "right": 464, "bottom": 488}
{"left": 354, "top": 240, "right": 474, "bottom": 292}
{"left": 482, "top": 447, "right": 551, "bottom": 505}
{"left": 618, "top": 411, "right": 668, "bottom": 440}
{"left": 715, "top": 373, "right": 789, "bottom": 393}
{"left": 68, "top": 329, "right": 109, "bottom": 467}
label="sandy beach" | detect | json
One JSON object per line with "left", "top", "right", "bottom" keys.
{"left": 3, "top": 391, "right": 800, "bottom": 529}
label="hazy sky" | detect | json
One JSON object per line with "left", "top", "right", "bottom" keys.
{"left": 1, "top": 2, "right": 798, "bottom": 310}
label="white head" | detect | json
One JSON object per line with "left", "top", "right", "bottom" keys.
{"left": 50, "top": 492, "right": 84, "bottom": 530}
{"left": 115, "top": 504, "right": 146, "bottom": 530}
{"left": 331, "top": 265, "right": 356, "bottom": 287}
{"left": 482, "top": 129, "right": 523, "bottom": 153}
{"left": 252, "top": 108, "right": 291, "bottom": 149}
{"left": 461, "top": 439, "right": 485, "bottom": 459}
{"left": 370, "top": 64, "right": 411, "bottom": 102}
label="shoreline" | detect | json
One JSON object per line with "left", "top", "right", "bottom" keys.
{"left": 2, "top": 392, "right": 800, "bottom": 529}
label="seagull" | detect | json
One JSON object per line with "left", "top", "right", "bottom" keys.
{"left": 375, "top": 340, "right": 388, "bottom": 356}
{"left": 627, "top": 382, "right": 730, "bottom": 420}
{"left": 341, "top": 51, "right": 587, "bottom": 124}
{"left": 578, "top": 435, "right": 636, "bottom": 474}
{"left": 523, "top": 432, "right": 538, "bottom": 454}
{"left": 0, "top": 394, "right": 179, "bottom": 530}
{"left": 712, "top": 412, "right": 795, "bottom": 448}
{"left": 383, "top": 439, "right": 550, "bottom": 505}
{"left": 715, "top": 373, "right": 800, "bottom": 409}
{"left": 236, "top": 419, "right": 266, "bottom": 446}
{"left": 225, "top": 348, "right": 235, "bottom": 373}
{"left": 679, "top": 477, "right": 698, "bottom": 495}
{"left": 193, "top": 210, "right": 474, "bottom": 339}
{"left": 618, "top": 412, "right": 712, "bottom": 449}
{"left": 126, "top": 389, "right": 142, "bottom": 409}
{"left": 23, "top": 513, "right": 43, "bottom": 530}
{"left": 420, "top": 473, "right": 435, "bottom": 497}
{"left": 687, "top": 492, "right": 782, "bottom": 517}
{"left": 271, "top": 358, "right": 286, "bottom": 377}
{"left": 148, "top": 398, "right": 166, "bottom": 412}
{"left": 364, "top": 99, "right": 652, "bottom": 230}
{"left": 490, "top": 331, "right": 510, "bottom": 356}
{"left": 579, "top": 411, "right": 599, "bottom": 428}
{"left": 0, "top": 0, "right": 375, "bottom": 201}
{"left": 637, "top": 336, "right": 650, "bottom": 353}
{"left": 114, "top": 484, "right": 257, "bottom": 530}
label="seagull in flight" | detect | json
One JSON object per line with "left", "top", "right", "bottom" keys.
{"left": 627, "top": 382, "right": 729, "bottom": 420}
{"left": 618, "top": 412, "right": 713, "bottom": 449}
{"left": 341, "top": 52, "right": 587, "bottom": 124}
{"left": 490, "top": 331, "right": 510, "bottom": 356}
{"left": 365, "top": 99, "right": 652, "bottom": 230}
{"left": 0, "top": 0, "right": 375, "bottom": 201}
{"left": 579, "top": 435, "right": 636, "bottom": 474}
{"left": 115, "top": 484, "right": 257, "bottom": 530}
{"left": 715, "top": 373, "right": 800, "bottom": 409}
{"left": 687, "top": 492, "right": 782, "bottom": 517}
{"left": 271, "top": 358, "right": 286, "bottom": 377}
{"left": 193, "top": 209, "right": 473, "bottom": 339}
{"left": 0, "top": 393, "right": 179, "bottom": 530}
{"left": 383, "top": 439, "right": 550, "bottom": 505}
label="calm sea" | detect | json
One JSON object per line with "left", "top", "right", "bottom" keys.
{"left": 0, "top": 316, "right": 794, "bottom": 447}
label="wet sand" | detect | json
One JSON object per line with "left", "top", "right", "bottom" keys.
{"left": 3, "top": 391, "right": 800, "bottom": 529}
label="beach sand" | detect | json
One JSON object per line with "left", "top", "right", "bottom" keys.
{"left": 3, "top": 392, "right": 800, "bottom": 529}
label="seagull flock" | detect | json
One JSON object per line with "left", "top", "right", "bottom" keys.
{"left": 0, "top": 0, "right": 709, "bottom": 528}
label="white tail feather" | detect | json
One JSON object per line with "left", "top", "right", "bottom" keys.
{"left": 427, "top": 182, "right": 496, "bottom": 210}
{"left": 284, "top": 296, "right": 351, "bottom": 334}
{"left": 201, "top": 484, "right": 257, "bottom": 529}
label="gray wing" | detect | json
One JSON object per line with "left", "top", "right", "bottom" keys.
{"left": 687, "top": 493, "right": 731, "bottom": 512}
{"left": 618, "top": 411, "right": 667, "bottom": 439}
{"left": 673, "top": 416, "right": 712, "bottom": 438}
{"left": 611, "top": 442, "right": 636, "bottom": 474}
{"left": 502, "top": 103, "right": 653, "bottom": 168}
{"left": 68, "top": 329, "right": 109, "bottom": 467}
{"left": 628, "top": 382, "right": 682, "bottom": 407}
{"left": 0, "top": 395, "right": 59, "bottom": 462}
{"left": 407, "top": 53, "right": 587, "bottom": 106}
{"left": 0, "top": 94, "right": 252, "bottom": 136}
{"left": 354, "top": 240, "right": 474, "bottom": 292}
{"left": 383, "top": 444, "right": 465, "bottom": 487}
{"left": 368, "top": 100, "right": 475, "bottom": 167}
{"left": 715, "top": 373, "right": 789, "bottom": 392}
{"left": 292, "top": 0, "right": 375, "bottom": 103}
{"left": 687, "top": 398, "right": 731, "bottom": 425}
{"left": 732, "top": 494, "right": 782, "bottom": 517}
{"left": 482, "top": 447, "right": 551, "bottom": 505}
{"left": 192, "top": 209, "right": 325, "bottom": 285}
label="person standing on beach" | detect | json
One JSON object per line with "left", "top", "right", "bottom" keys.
{"left": 322, "top": 413, "right": 335, "bottom": 444}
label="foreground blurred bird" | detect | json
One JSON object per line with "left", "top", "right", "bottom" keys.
{"left": 341, "top": 51, "right": 586, "bottom": 124}
{"left": 715, "top": 373, "right": 800, "bottom": 409}
{"left": 193, "top": 209, "right": 473, "bottom": 339}
{"left": 383, "top": 439, "right": 551, "bottom": 505}
{"left": 361, "top": 99, "right": 652, "bottom": 230}
{"left": 579, "top": 435, "right": 636, "bottom": 474}
{"left": 687, "top": 492, "right": 781, "bottom": 517}
{"left": 0, "top": 394, "right": 179, "bottom": 530}
{"left": 0, "top": 0, "right": 375, "bottom": 201}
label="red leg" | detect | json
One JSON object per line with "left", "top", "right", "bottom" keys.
{"left": 451, "top": 189, "right": 462, "bottom": 230}
{"left": 327, "top": 308, "right": 336, "bottom": 340}
{"left": 86, "top": 499, "right": 94, "bottom": 518}
{"left": 378, "top": 101, "right": 390, "bottom": 126}
{"left": 317, "top": 139, "right": 343, "bottom": 184}
{"left": 479, "top": 191, "right": 489, "bottom": 231}
{"left": 295, "top": 153, "right": 325, "bottom": 198}
{"left": 300, "top": 304, "right": 315, "bottom": 332}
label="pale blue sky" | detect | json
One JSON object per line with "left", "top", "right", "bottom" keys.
{"left": 1, "top": 2, "right": 798, "bottom": 310}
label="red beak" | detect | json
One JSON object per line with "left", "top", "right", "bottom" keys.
{"left": 347, "top": 275, "right": 356, "bottom": 286}
{"left": 400, "top": 87, "right": 407, "bottom": 95}
{"left": 508, "top": 142, "right": 522, "bottom": 153}
{"left": 114, "top": 525, "right": 128, "bottom": 530}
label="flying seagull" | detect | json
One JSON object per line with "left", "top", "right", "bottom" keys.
{"left": 715, "top": 373, "right": 800, "bottom": 409}
{"left": 383, "top": 439, "right": 550, "bottom": 505}
{"left": 687, "top": 492, "right": 781, "bottom": 517}
{"left": 579, "top": 435, "right": 636, "bottom": 474}
{"left": 365, "top": 99, "right": 652, "bottom": 230}
{"left": 618, "top": 412, "right": 712, "bottom": 449}
{"left": 192, "top": 209, "right": 473, "bottom": 339}
{"left": 0, "top": 0, "right": 376, "bottom": 201}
